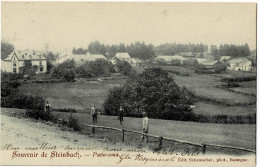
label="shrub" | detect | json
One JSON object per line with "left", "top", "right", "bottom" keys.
{"left": 75, "top": 59, "right": 115, "bottom": 78}
{"left": 213, "top": 62, "right": 228, "bottom": 73}
{"left": 183, "top": 59, "right": 199, "bottom": 67}
{"left": 54, "top": 108, "right": 77, "bottom": 113}
{"left": 67, "top": 114, "right": 81, "bottom": 131}
{"left": 25, "top": 109, "right": 53, "bottom": 121}
{"left": 116, "top": 59, "right": 132, "bottom": 76}
{"left": 50, "top": 60, "right": 76, "bottom": 81}
{"left": 170, "top": 60, "right": 182, "bottom": 66}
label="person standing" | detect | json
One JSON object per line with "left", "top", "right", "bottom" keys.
{"left": 44, "top": 101, "right": 51, "bottom": 113}
{"left": 118, "top": 106, "right": 124, "bottom": 125}
{"left": 141, "top": 112, "right": 149, "bottom": 142}
{"left": 91, "top": 105, "right": 97, "bottom": 123}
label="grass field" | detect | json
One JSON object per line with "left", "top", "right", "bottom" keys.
{"left": 162, "top": 66, "right": 256, "bottom": 105}
{"left": 193, "top": 101, "right": 256, "bottom": 116}
{"left": 1, "top": 107, "right": 255, "bottom": 152}
{"left": 19, "top": 80, "right": 123, "bottom": 110}
{"left": 56, "top": 111, "right": 256, "bottom": 151}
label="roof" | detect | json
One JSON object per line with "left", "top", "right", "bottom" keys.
{"left": 204, "top": 54, "right": 215, "bottom": 60}
{"left": 201, "top": 60, "right": 218, "bottom": 66}
{"left": 156, "top": 55, "right": 186, "bottom": 61}
{"left": 195, "top": 58, "right": 206, "bottom": 64}
{"left": 131, "top": 58, "right": 142, "bottom": 64}
{"left": 4, "top": 50, "right": 46, "bottom": 61}
{"left": 228, "top": 58, "right": 251, "bottom": 65}
{"left": 179, "top": 52, "right": 193, "bottom": 57}
{"left": 115, "top": 53, "right": 131, "bottom": 59}
{"left": 59, "top": 53, "right": 106, "bottom": 65}
{"left": 220, "top": 56, "right": 231, "bottom": 62}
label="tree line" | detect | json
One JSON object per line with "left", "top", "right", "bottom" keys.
{"left": 210, "top": 44, "right": 251, "bottom": 60}
{"left": 2, "top": 40, "right": 252, "bottom": 62}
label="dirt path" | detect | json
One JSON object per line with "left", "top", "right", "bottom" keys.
{"left": 0, "top": 113, "right": 148, "bottom": 152}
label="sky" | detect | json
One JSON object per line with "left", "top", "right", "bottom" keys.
{"left": 1, "top": 2, "right": 257, "bottom": 52}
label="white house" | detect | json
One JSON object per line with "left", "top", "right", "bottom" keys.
{"left": 130, "top": 58, "right": 142, "bottom": 66}
{"left": 57, "top": 52, "right": 106, "bottom": 66}
{"left": 114, "top": 53, "right": 131, "bottom": 63}
{"left": 2, "top": 50, "right": 47, "bottom": 73}
{"left": 228, "top": 58, "right": 252, "bottom": 71}
{"left": 220, "top": 56, "right": 231, "bottom": 63}
{"left": 194, "top": 58, "right": 207, "bottom": 64}
{"left": 155, "top": 55, "right": 186, "bottom": 64}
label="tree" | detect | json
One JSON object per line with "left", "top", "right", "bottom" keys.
{"left": 213, "top": 62, "right": 228, "bottom": 73}
{"left": 104, "top": 67, "right": 195, "bottom": 120}
{"left": 116, "top": 60, "right": 132, "bottom": 76}
{"left": 1, "top": 41, "right": 14, "bottom": 60}
{"left": 88, "top": 41, "right": 106, "bottom": 55}
{"left": 50, "top": 60, "right": 76, "bottom": 81}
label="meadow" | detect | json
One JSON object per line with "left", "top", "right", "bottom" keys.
{"left": 1, "top": 107, "right": 255, "bottom": 152}
{"left": 55, "top": 111, "right": 256, "bottom": 151}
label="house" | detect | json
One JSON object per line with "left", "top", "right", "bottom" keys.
{"left": 130, "top": 58, "right": 142, "bottom": 66}
{"left": 114, "top": 53, "right": 131, "bottom": 64}
{"left": 194, "top": 58, "right": 207, "bottom": 64}
{"left": 2, "top": 50, "right": 47, "bottom": 73}
{"left": 220, "top": 56, "right": 231, "bottom": 63}
{"left": 57, "top": 52, "right": 106, "bottom": 66}
{"left": 179, "top": 52, "right": 194, "bottom": 58}
{"left": 200, "top": 60, "right": 219, "bottom": 68}
{"left": 227, "top": 58, "right": 252, "bottom": 71}
{"left": 204, "top": 53, "right": 215, "bottom": 60}
{"left": 155, "top": 55, "right": 186, "bottom": 64}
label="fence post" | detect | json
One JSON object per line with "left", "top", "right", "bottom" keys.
{"left": 158, "top": 136, "right": 163, "bottom": 150}
{"left": 122, "top": 129, "right": 125, "bottom": 142}
{"left": 202, "top": 144, "right": 206, "bottom": 154}
{"left": 92, "top": 127, "right": 95, "bottom": 134}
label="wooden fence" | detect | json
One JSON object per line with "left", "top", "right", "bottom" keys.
{"left": 4, "top": 110, "right": 255, "bottom": 155}
{"left": 74, "top": 123, "right": 255, "bottom": 154}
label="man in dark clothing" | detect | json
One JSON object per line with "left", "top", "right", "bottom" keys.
{"left": 118, "top": 106, "right": 124, "bottom": 125}
{"left": 91, "top": 105, "right": 97, "bottom": 123}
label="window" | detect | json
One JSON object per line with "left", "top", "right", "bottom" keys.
{"left": 39, "top": 60, "right": 43, "bottom": 72}
{"left": 13, "top": 62, "right": 16, "bottom": 73}
{"left": 24, "top": 60, "right": 32, "bottom": 67}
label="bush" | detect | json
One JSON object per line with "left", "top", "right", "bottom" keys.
{"left": 183, "top": 59, "right": 199, "bottom": 67}
{"left": 1, "top": 91, "right": 45, "bottom": 110}
{"left": 104, "top": 67, "right": 195, "bottom": 120}
{"left": 67, "top": 114, "right": 81, "bottom": 131}
{"left": 54, "top": 108, "right": 77, "bottom": 113}
{"left": 50, "top": 60, "right": 76, "bottom": 81}
{"left": 221, "top": 76, "right": 256, "bottom": 82}
{"left": 170, "top": 60, "right": 182, "bottom": 66}
{"left": 75, "top": 59, "right": 115, "bottom": 78}
{"left": 25, "top": 109, "right": 53, "bottom": 121}
{"left": 116, "top": 59, "right": 132, "bottom": 76}
{"left": 213, "top": 62, "right": 228, "bottom": 73}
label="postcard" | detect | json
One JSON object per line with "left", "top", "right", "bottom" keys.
{"left": 0, "top": 1, "right": 257, "bottom": 166}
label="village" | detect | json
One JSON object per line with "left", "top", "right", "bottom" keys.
{"left": 1, "top": 2, "right": 257, "bottom": 163}
{"left": 1, "top": 48, "right": 255, "bottom": 74}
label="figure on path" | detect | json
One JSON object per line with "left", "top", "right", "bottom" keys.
{"left": 91, "top": 105, "right": 97, "bottom": 123}
{"left": 141, "top": 112, "right": 149, "bottom": 143}
{"left": 118, "top": 105, "right": 124, "bottom": 125}
{"left": 44, "top": 101, "right": 51, "bottom": 113}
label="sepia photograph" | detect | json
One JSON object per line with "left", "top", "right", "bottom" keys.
{"left": 0, "top": 1, "right": 257, "bottom": 166}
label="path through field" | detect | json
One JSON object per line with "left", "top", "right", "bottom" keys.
{"left": 0, "top": 112, "right": 146, "bottom": 152}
